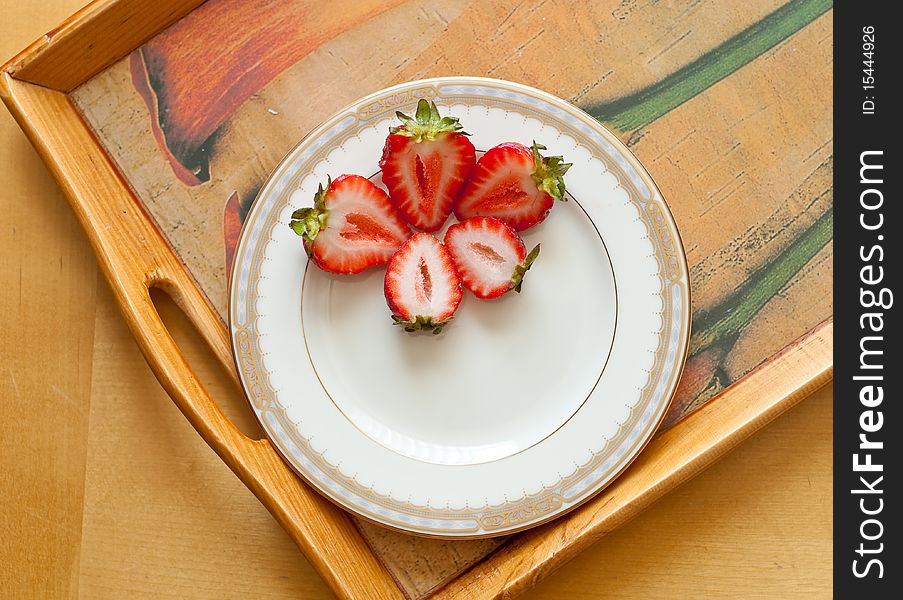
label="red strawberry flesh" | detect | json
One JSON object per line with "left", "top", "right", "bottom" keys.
{"left": 289, "top": 174, "right": 411, "bottom": 274}
{"left": 476, "top": 178, "right": 534, "bottom": 212}
{"left": 454, "top": 141, "right": 571, "bottom": 231}
{"left": 340, "top": 212, "right": 398, "bottom": 243}
{"left": 380, "top": 100, "right": 475, "bottom": 232}
{"left": 444, "top": 217, "right": 540, "bottom": 299}
{"left": 384, "top": 232, "right": 463, "bottom": 333}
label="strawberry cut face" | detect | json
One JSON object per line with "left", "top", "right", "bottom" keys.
{"left": 379, "top": 100, "right": 475, "bottom": 232}
{"left": 290, "top": 174, "right": 412, "bottom": 274}
{"left": 381, "top": 133, "right": 475, "bottom": 232}
{"left": 454, "top": 142, "right": 571, "bottom": 232}
{"left": 384, "top": 232, "right": 463, "bottom": 333}
{"left": 445, "top": 216, "right": 539, "bottom": 299}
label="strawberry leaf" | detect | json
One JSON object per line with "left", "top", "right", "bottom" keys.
{"left": 390, "top": 99, "right": 468, "bottom": 142}
{"left": 511, "top": 243, "right": 541, "bottom": 293}
{"left": 530, "top": 141, "right": 572, "bottom": 202}
{"left": 392, "top": 314, "right": 453, "bottom": 334}
{"left": 418, "top": 98, "right": 434, "bottom": 123}
{"left": 288, "top": 177, "right": 331, "bottom": 251}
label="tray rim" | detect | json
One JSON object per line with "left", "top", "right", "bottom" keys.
{"left": 1, "top": 1, "right": 834, "bottom": 598}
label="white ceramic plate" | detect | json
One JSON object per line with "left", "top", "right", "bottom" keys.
{"left": 230, "top": 77, "right": 690, "bottom": 538}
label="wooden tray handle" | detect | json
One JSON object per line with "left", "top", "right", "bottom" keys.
{"left": 131, "top": 261, "right": 410, "bottom": 600}
{"left": 1, "top": 75, "right": 403, "bottom": 600}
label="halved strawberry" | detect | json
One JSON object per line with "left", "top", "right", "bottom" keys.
{"left": 444, "top": 217, "right": 540, "bottom": 299}
{"left": 379, "top": 99, "right": 476, "bottom": 232}
{"left": 454, "top": 141, "right": 572, "bottom": 231}
{"left": 384, "top": 233, "right": 463, "bottom": 334}
{"left": 289, "top": 174, "right": 412, "bottom": 274}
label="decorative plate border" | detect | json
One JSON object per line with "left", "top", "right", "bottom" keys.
{"left": 229, "top": 78, "right": 690, "bottom": 538}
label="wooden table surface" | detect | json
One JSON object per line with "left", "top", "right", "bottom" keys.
{"left": 1, "top": 1, "right": 831, "bottom": 597}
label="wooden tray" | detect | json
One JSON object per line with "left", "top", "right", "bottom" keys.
{"left": 1, "top": 0, "right": 833, "bottom": 598}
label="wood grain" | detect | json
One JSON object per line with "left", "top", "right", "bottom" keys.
{"left": 0, "top": 73, "right": 404, "bottom": 600}
{"left": 2, "top": 0, "right": 206, "bottom": 92}
{"left": 0, "top": 3, "right": 97, "bottom": 594}
{"left": 76, "top": 284, "right": 331, "bottom": 598}
{"left": 526, "top": 384, "right": 832, "bottom": 599}
{"left": 0, "top": 204, "right": 834, "bottom": 600}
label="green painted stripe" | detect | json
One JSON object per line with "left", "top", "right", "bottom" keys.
{"left": 585, "top": 0, "right": 832, "bottom": 132}
{"left": 689, "top": 204, "right": 833, "bottom": 353}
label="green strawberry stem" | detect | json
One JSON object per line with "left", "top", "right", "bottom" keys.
{"left": 530, "top": 142, "right": 571, "bottom": 201}
{"left": 289, "top": 176, "right": 331, "bottom": 252}
{"left": 392, "top": 315, "right": 453, "bottom": 334}
{"left": 512, "top": 244, "right": 541, "bottom": 293}
{"left": 390, "top": 99, "right": 469, "bottom": 142}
